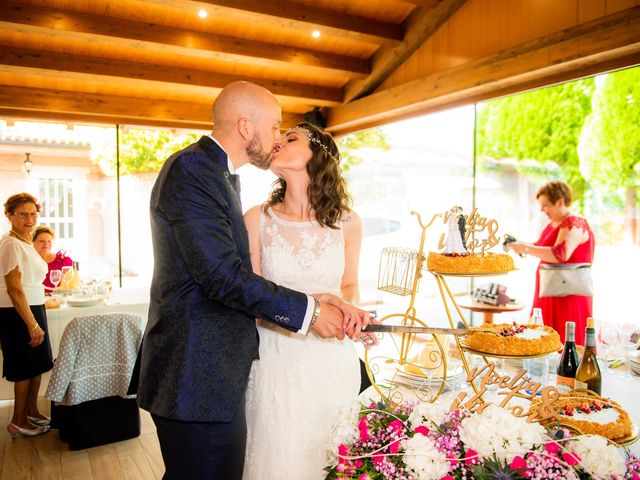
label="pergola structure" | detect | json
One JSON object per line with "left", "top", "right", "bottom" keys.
{"left": 0, "top": 0, "right": 639, "bottom": 135}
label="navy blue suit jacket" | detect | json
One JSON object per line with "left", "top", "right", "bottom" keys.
{"left": 137, "top": 136, "right": 308, "bottom": 422}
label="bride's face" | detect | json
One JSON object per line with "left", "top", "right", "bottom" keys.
{"left": 269, "top": 130, "right": 312, "bottom": 177}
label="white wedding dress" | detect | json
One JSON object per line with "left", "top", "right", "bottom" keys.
{"left": 243, "top": 207, "right": 360, "bottom": 479}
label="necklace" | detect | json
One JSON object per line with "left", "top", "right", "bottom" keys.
{"left": 9, "top": 229, "right": 32, "bottom": 244}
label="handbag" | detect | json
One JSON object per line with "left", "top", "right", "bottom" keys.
{"left": 539, "top": 263, "right": 593, "bottom": 297}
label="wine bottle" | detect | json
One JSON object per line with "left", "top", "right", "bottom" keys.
{"left": 575, "top": 318, "right": 602, "bottom": 394}
{"left": 556, "top": 321, "right": 579, "bottom": 393}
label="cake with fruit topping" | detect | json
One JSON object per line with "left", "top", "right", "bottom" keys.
{"left": 533, "top": 390, "right": 633, "bottom": 442}
{"left": 460, "top": 322, "right": 561, "bottom": 356}
{"left": 427, "top": 252, "right": 514, "bottom": 275}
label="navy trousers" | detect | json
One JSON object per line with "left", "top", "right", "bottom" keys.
{"left": 152, "top": 400, "right": 246, "bottom": 480}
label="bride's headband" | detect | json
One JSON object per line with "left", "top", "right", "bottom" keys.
{"left": 286, "top": 127, "right": 340, "bottom": 164}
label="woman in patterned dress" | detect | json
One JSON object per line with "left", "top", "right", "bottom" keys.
{"left": 506, "top": 181, "right": 595, "bottom": 345}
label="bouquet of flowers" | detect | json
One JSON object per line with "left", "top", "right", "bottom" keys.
{"left": 325, "top": 400, "right": 640, "bottom": 480}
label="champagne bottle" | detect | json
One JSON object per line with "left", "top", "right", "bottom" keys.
{"left": 71, "top": 261, "right": 81, "bottom": 291}
{"left": 557, "top": 321, "right": 579, "bottom": 393}
{"left": 575, "top": 318, "right": 602, "bottom": 394}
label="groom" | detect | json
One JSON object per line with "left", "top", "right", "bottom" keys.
{"left": 136, "top": 81, "right": 368, "bottom": 479}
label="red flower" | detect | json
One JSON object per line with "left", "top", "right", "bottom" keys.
{"left": 510, "top": 455, "right": 527, "bottom": 470}
{"left": 465, "top": 449, "right": 479, "bottom": 466}
{"left": 389, "top": 419, "right": 404, "bottom": 433}
{"left": 338, "top": 444, "right": 349, "bottom": 465}
{"left": 373, "top": 454, "right": 384, "bottom": 466}
{"left": 447, "top": 453, "right": 459, "bottom": 467}
{"left": 354, "top": 459, "right": 363, "bottom": 468}
{"left": 545, "top": 442, "right": 560, "bottom": 454}
{"left": 442, "top": 476, "right": 455, "bottom": 480}
{"left": 414, "top": 425, "right": 430, "bottom": 437}
{"left": 389, "top": 440, "right": 400, "bottom": 454}
{"left": 562, "top": 451, "right": 581, "bottom": 466}
{"left": 358, "top": 417, "right": 370, "bottom": 442}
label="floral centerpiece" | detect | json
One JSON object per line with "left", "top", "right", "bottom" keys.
{"left": 325, "top": 400, "right": 640, "bottom": 480}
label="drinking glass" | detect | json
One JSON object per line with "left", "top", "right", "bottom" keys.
{"left": 598, "top": 322, "right": 619, "bottom": 374}
{"left": 49, "top": 269, "right": 62, "bottom": 290}
{"left": 618, "top": 323, "right": 639, "bottom": 380}
{"left": 61, "top": 265, "right": 73, "bottom": 288}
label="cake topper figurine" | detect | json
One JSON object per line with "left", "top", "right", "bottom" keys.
{"left": 438, "top": 206, "right": 501, "bottom": 256}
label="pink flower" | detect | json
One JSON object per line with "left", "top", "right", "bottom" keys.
{"left": 545, "top": 441, "right": 560, "bottom": 454}
{"left": 510, "top": 455, "right": 527, "bottom": 470}
{"left": 389, "top": 419, "right": 404, "bottom": 433}
{"left": 414, "top": 425, "right": 429, "bottom": 436}
{"left": 358, "top": 417, "right": 370, "bottom": 442}
{"left": 442, "top": 476, "right": 454, "bottom": 480}
{"left": 446, "top": 453, "right": 459, "bottom": 467}
{"left": 359, "top": 475, "right": 372, "bottom": 480}
{"left": 562, "top": 451, "right": 581, "bottom": 466}
{"left": 338, "top": 444, "right": 349, "bottom": 465}
{"left": 373, "top": 454, "right": 384, "bottom": 466}
{"left": 389, "top": 440, "right": 400, "bottom": 454}
{"left": 465, "top": 449, "right": 479, "bottom": 466}
{"left": 633, "top": 474, "right": 640, "bottom": 480}
{"left": 354, "top": 459, "right": 363, "bottom": 468}
{"left": 336, "top": 463, "right": 346, "bottom": 473}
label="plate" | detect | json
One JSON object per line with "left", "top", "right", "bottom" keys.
{"left": 66, "top": 296, "right": 103, "bottom": 307}
{"left": 398, "top": 359, "right": 464, "bottom": 380}
{"left": 460, "top": 345, "right": 555, "bottom": 359}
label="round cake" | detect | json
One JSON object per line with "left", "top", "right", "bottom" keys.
{"left": 533, "top": 390, "right": 633, "bottom": 443}
{"left": 460, "top": 323, "right": 562, "bottom": 356}
{"left": 427, "top": 252, "right": 514, "bottom": 274}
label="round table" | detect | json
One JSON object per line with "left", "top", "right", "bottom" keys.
{"left": 458, "top": 298, "right": 524, "bottom": 324}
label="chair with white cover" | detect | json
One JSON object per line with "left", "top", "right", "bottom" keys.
{"left": 45, "top": 312, "right": 143, "bottom": 450}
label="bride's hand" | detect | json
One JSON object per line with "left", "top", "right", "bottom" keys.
{"left": 312, "top": 293, "right": 370, "bottom": 339}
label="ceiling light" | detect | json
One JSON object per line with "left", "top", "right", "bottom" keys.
{"left": 312, "top": 30, "right": 321, "bottom": 39}
{"left": 198, "top": 9, "right": 208, "bottom": 18}
{"left": 24, "top": 152, "right": 33, "bottom": 175}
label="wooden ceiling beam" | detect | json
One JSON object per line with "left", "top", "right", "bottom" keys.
{"left": 0, "top": 86, "right": 305, "bottom": 129}
{"left": 343, "top": 0, "right": 468, "bottom": 102}
{"left": 0, "top": 1, "right": 368, "bottom": 75}
{"left": 192, "top": 0, "right": 403, "bottom": 47}
{"left": 0, "top": 46, "right": 342, "bottom": 107}
{"left": 327, "top": 5, "right": 640, "bottom": 134}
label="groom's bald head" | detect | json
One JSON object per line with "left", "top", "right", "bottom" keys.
{"left": 212, "top": 81, "right": 280, "bottom": 135}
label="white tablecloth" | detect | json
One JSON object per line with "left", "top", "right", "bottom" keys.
{"left": 0, "top": 288, "right": 149, "bottom": 400}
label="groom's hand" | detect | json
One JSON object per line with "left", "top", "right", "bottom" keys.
{"left": 311, "top": 302, "right": 345, "bottom": 340}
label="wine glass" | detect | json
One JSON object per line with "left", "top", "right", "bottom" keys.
{"left": 61, "top": 265, "right": 73, "bottom": 289}
{"left": 618, "top": 322, "right": 639, "bottom": 380}
{"left": 598, "top": 322, "right": 619, "bottom": 374}
{"left": 49, "top": 269, "right": 62, "bottom": 291}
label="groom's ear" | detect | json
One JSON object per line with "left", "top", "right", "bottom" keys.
{"left": 237, "top": 116, "right": 253, "bottom": 142}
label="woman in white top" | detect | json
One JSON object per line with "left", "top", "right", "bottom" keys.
{"left": 1, "top": 193, "right": 53, "bottom": 438}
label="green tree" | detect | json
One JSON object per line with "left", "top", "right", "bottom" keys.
{"left": 99, "top": 128, "right": 199, "bottom": 175}
{"left": 476, "top": 79, "right": 595, "bottom": 205}
{"left": 580, "top": 68, "right": 640, "bottom": 244}
{"left": 338, "top": 128, "right": 390, "bottom": 173}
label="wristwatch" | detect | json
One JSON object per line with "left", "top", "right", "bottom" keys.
{"left": 310, "top": 298, "right": 321, "bottom": 328}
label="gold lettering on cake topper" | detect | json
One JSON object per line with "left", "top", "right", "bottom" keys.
{"left": 437, "top": 207, "right": 502, "bottom": 256}
{"left": 449, "top": 363, "right": 561, "bottom": 423}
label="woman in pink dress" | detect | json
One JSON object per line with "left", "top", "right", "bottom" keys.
{"left": 507, "top": 181, "right": 594, "bottom": 345}
{"left": 32, "top": 226, "right": 73, "bottom": 294}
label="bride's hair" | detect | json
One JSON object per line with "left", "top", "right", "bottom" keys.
{"left": 263, "top": 122, "right": 351, "bottom": 229}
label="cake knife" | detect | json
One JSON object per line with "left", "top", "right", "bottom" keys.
{"left": 362, "top": 325, "right": 492, "bottom": 335}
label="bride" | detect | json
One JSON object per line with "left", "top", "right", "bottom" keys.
{"left": 243, "top": 123, "right": 369, "bottom": 478}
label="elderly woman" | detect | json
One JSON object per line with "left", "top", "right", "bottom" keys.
{"left": 0, "top": 193, "right": 53, "bottom": 438}
{"left": 32, "top": 225, "right": 73, "bottom": 293}
{"left": 506, "top": 180, "right": 595, "bottom": 345}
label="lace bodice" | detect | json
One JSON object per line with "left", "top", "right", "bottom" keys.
{"left": 260, "top": 207, "right": 345, "bottom": 295}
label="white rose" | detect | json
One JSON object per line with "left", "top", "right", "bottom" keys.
{"left": 402, "top": 434, "right": 450, "bottom": 480}
{"left": 570, "top": 435, "right": 626, "bottom": 478}
{"left": 408, "top": 401, "right": 448, "bottom": 429}
{"left": 326, "top": 404, "right": 360, "bottom": 465}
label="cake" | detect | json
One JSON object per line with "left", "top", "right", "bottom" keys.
{"left": 427, "top": 252, "right": 514, "bottom": 275}
{"left": 533, "top": 390, "right": 633, "bottom": 443}
{"left": 460, "top": 322, "right": 562, "bottom": 356}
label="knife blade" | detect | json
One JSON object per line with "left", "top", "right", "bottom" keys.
{"left": 362, "top": 324, "right": 478, "bottom": 335}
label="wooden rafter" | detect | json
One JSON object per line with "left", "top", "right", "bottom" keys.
{"left": 191, "top": 0, "right": 404, "bottom": 47}
{"left": 0, "top": 86, "right": 305, "bottom": 129}
{"left": 0, "top": 1, "right": 369, "bottom": 76}
{"left": 0, "top": 46, "right": 342, "bottom": 107}
{"left": 328, "top": 5, "right": 640, "bottom": 134}
{"left": 344, "top": 0, "right": 469, "bottom": 102}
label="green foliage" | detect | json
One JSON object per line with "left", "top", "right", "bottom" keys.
{"left": 99, "top": 128, "right": 199, "bottom": 175}
{"left": 579, "top": 68, "right": 640, "bottom": 190}
{"left": 477, "top": 79, "right": 595, "bottom": 203}
{"left": 338, "top": 128, "right": 391, "bottom": 172}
